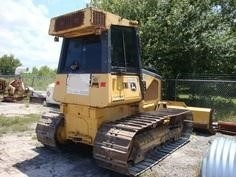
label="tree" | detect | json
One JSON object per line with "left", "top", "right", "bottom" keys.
{"left": 31, "top": 67, "right": 39, "bottom": 74}
{"left": 92, "top": 0, "right": 236, "bottom": 78}
{"left": 22, "top": 65, "right": 56, "bottom": 90}
{"left": 31, "top": 66, "right": 56, "bottom": 77}
{"left": 0, "top": 54, "right": 22, "bottom": 75}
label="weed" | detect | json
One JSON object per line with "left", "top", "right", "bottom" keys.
{"left": 0, "top": 114, "right": 39, "bottom": 135}
{"left": 177, "top": 96, "right": 236, "bottom": 121}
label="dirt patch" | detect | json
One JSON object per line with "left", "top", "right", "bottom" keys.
{"left": 0, "top": 102, "right": 233, "bottom": 177}
{"left": 0, "top": 132, "right": 123, "bottom": 177}
{"left": 0, "top": 102, "right": 51, "bottom": 117}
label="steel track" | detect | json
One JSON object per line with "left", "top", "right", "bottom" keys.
{"left": 93, "top": 108, "right": 192, "bottom": 176}
{"left": 36, "top": 108, "right": 192, "bottom": 176}
{"left": 128, "top": 137, "right": 189, "bottom": 176}
{"left": 36, "top": 112, "right": 63, "bottom": 147}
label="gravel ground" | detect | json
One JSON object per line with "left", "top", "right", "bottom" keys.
{"left": 0, "top": 102, "right": 233, "bottom": 177}
{"left": 0, "top": 102, "right": 51, "bottom": 116}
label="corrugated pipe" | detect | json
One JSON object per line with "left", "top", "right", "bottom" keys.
{"left": 201, "top": 137, "right": 236, "bottom": 177}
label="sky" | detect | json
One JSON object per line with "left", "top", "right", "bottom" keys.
{"left": 0, "top": 0, "right": 89, "bottom": 69}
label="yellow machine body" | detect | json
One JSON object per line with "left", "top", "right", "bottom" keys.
{"left": 36, "top": 7, "right": 213, "bottom": 175}
{"left": 53, "top": 69, "right": 163, "bottom": 144}
{"left": 54, "top": 74, "right": 143, "bottom": 144}
{"left": 158, "top": 101, "right": 214, "bottom": 132}
{"left": 48, "top": 7, "right": 213, "bottom": 145}
{"left": 44, "top": 7, "right": 163, "bottom": 145}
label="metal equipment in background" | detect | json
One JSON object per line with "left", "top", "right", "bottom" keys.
{"left": 213, "top": 121, "right": 236, "bottom": 135}
{"left": 1, "top": 66, "right": 32, "bottom": 102}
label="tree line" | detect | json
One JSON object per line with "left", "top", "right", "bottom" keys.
{"left": 92, "top": 0, "right": 236, "bottom": 78}
{"left": 0, "top": 54, "right": 56, "bottom": 77}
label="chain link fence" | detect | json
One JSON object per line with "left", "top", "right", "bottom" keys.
{"left": 1, "top": 73, "right": 235, "bottom": 120}
{"left": 163, "top": 74, "right": 236, "bottom": 121}
{"left": 0, "top": 75, "right": 55, "bottom": 91}
{"left": 22, "top": 75, "right": 55, "bottom": 90}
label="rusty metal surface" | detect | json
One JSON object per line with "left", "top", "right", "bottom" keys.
{"left": 36, "top": 112, "right": 63, "bottom": 147}
{"left": 55, "top": 11, "right": 84, "bottom": 32}
{"left": 93, "top": 108, "right": 192, "bottom": 176}
{"left": 201, "top": 137, "right": 236, "bottom": 177}
{"left": 2, "top": 95, "right": 26, "bottom": 102}
{"left": 217, "top": 121, "right": 236, "bottom": 135}
{"left": 92, "top": 11, "right": 105, "bottom": 26}
{"left": 0, "top": 79, "right": 7, "bottom": 93}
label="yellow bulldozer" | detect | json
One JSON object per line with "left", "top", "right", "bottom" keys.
{"left": 36, "top": 7, "right": 213, "bottom": 176}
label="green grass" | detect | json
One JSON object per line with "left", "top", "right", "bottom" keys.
{"left": 0, "top": 114, "right": 39, "bottom": 136}
{"left": 218, "top": 111, "right": 236, "bottom": 122}
{"left": 176, "top": 94, "right": 236, "bottom": 122}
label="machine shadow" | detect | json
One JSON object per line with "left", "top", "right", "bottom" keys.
{"left": 193, "top": 129, "right": 214, "bottom": 137}
{"left": 13, "top": 143, "right": 127, "bottom": 177}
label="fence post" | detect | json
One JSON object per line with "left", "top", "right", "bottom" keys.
{"left": 175, "top": 73, "right": 180, "bottom": 101}
{"left": 31, "top": 76, "right": 35, "bottom": 87}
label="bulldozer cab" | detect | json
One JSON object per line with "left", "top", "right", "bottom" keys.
{"left": 51, "top": 8, "right": 153, "bottom": 108}
{"left": 57, "top": 25, "right": 141, "bottom": 74}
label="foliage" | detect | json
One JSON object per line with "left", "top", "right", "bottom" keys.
{"left": 31, "top": 66, "right": 57, "bottom": 77}
{"left": 0, "top": 54, "right": 22, "bottom": 75}
{"left": 92, "top": 0, "right": 236, "bottom": 78}
{"left": 178, "top": 96, "right": 236, "bottom": 121}
{"left": 22, "top": 75, "right": 56, "bottom": 90}
{"left": 0, "top": 114, "right": 39, "bottom": 136}
{"left": 0, "top": 53, "right": 56, "bottom": 90}
{"left": 22, "top": 66, "right": 56, "bottom": 90}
